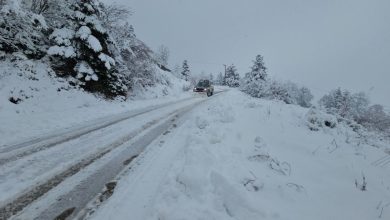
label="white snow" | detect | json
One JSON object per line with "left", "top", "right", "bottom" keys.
{"left": 0, "top": 58, "right": 191, "bottom": 147}
{"left": 85, "top": 15, "right": 106, "bottom": 34}
{"left": 1, "top": 53, "right": 389, "bottom": 220}
{"left": 76, "top": 26, "right": 91, "bottom": 41}
{"left": 50, "top": 28, "right": 75, "bottom": 45}
{"left": 47, "top": 46, "right": 76, "bottom": 58}
{"left": 75, "top": 26, "right": 103, "bottom": 52}
{"left": 98, "top": 53, "right": 115, "bottom": 70}
{"left": 74, "top": 11, "right": 85, "bottom": 20}
{"left": 89, "top": 89, "right": 390, "bottom": 220}
{"left": 75, "top": 61, "right": 96, "bottom": 81}
{"left": 87, "top": 35, "right": 103, "bottom": 52}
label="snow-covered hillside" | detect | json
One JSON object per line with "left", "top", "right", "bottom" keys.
{"left": 89, "top": 89, "right": 390, "bottom": 220}
{"left": 0, "top": 56, "right": 190, "bottom": 146}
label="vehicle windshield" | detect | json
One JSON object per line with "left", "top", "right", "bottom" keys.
{"left": 196, "top": 81, "right": 209, "bottom": 87}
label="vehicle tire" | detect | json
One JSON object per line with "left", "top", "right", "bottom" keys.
{"left": 207, "top": 91, "right": 212, "bottom": 97}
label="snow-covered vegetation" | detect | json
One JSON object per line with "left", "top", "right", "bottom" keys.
{"left": 90, "top": 90, "right": 390, "bottom": 220}
{"left": 239, "top": 53, "right": 390, "bottom": 138}
{"left": 240, "top": 54, "right": 314, "bottom": 108}
{"left": 1, "top": 1, "right": 389, "bottom": 220}
{"left": 319, "top": 88, "right": 390, "bottom": 137}
{"left": 0, "top": 0, "right": 184, "bottom": 101}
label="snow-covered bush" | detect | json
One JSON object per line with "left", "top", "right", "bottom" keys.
{"left": 0, "top": 0, "right": 185, "bottom": 100}
{"left": 319, "top": 88, "right": 369, "bottom": 120}
{"left": 319, "top": 88, "right": 390, "bottom": 136}
{"left": 282, "top": 82, "right": 313, "bottom": 107}
{"left": 305, "top": 108, "right": 337, "bottom": 131}
{"left": 358, "top": 104, "right": 390, "bottom": 133}
{"left": 0, "top": 2, "right": 48, "bottom": 59}
{"left": 241, "top": 55, "right": 313, "bottom": 107}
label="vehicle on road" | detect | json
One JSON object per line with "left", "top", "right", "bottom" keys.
{"left": 193, "top": 80, "right": 214, "bottom": 97}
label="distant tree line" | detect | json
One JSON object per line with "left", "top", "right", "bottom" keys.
{"left": 238, "top": 53, "right": 390, "bottom": 135}
{"left": 240, "top": 54, "right": 313, "bottom": 108}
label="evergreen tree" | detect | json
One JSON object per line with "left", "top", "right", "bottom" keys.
{"left": 47, "top": 0, "right": 127, "bottom": 98}
{"left": 241, "top": 54, "right": 268, "bottom": 97}
{"left": 224, "top": 64, "right": 240, "bottom": 87}
{"left": 250, "top": 54, "right": 267, "bottom": 80}
{"left": 181, "top": 60, "right": 190, "bottom": 81}
{"left": 0, "top": 1, "right": 48, "bottom": 59}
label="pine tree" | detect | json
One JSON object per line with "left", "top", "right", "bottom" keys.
{"left": 250, "top": 54, "right": 267, "bottom": 81}
{"left": 241, "top": 54, "right": 268, "bottom": 97}
{"left": 224, "top": 64, "right": 240, "bottom": 87}
{"left": 181, "top": 60, "right": 190, "bottom": 81}
{"left": 47, "top": 0, "right": 127, "bottom": 98}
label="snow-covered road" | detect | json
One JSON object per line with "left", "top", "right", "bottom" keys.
{"left": 0, "top": 91, "right": 224, "bottom": 220}
{"left": 1, "top": 89, "right": 390, "bottom": 220}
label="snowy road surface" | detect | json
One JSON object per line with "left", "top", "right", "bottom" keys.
{"left": 0, "top": 91, "right": 223, "bottom": 219}
{"left": 1, "top": 89, "right": 390, "bottom": 220}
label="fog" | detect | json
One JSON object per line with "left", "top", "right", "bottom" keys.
{"left": 105, "top": 0, "right": 390, "bottom": 107}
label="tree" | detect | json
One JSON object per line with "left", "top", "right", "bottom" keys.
{"left": 319, "top": 88, "right": 370, "bottom": 120}
{"left": 155, "top": 45, "right": 169, "bottom": 67}
{"left": 250, "top": 54, "right": 267, "bottom": 80}
{"left": 181, "top": 60, "right": 190, "bottom": 81}
{"left": 359, "top": 105, "right": 390, "bottom": 132}
{"left": 282, "top": 82, "right": 313, "bottom": 107}
{"left": 296, "top": 86, "right": 314, "bottom": 108}
{"left": 47, "top": 0, "right": 127, "bottom": 97}
{"left": 216, "top": 72, "right": 224, "bottom": 85}
{"left": 224, "top": 64, "right": 240, "bottom": 87}
{"left": 99, "top": 3, "right": 132, "bottom": 29}
{"left": 31, "top": 0, "right": 49, "bottom": 14}
{"left": 172, "top": 64, "right": 181, "bottom": 78}
{"left": 241, "top": 54, "right": 268, "bottom": 97}
{"left": 0, "top": 1, "right": 48, "bottom": 59}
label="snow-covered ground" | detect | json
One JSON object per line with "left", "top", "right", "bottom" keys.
{"left": 0, "top": 58, "right": 190, "bottom": 146}
{"left": 89, "top": 89, "right": 390, "bottom": 220}
{"left": 1, "top": 58, "right": 389, "bottom": 220}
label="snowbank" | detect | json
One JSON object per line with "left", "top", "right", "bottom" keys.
{"left": 91, "top": 89, "right": 390, "bottom": 220}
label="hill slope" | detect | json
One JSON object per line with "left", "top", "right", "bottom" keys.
{"left": 89, "top": 89, "right": 390, "bottom": 220}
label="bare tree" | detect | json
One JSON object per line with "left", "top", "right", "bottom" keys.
{"left": 31, "top": 0, "right": 49, "bottom": 14}
{"left": 100, "top": 3, "right": 132, "bottom": 28}
{"left": 155, "top": 45, "right": 170, "bottom": 66}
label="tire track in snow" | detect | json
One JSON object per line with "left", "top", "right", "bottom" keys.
{"left": 0, "top": 97, "right": 195, "bottom": 166}
{"left": 371, "top": 154, "right": 390, "bottom": 167}
{"left": 0, "top": 98, "right": 207, "bottom": 220}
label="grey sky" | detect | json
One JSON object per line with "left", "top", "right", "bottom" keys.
{"left": 106, "top": 0, "right": 390, "bottom": 107}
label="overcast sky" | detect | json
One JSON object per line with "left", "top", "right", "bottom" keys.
{"left": 105, "top": 0, "right": 390, "bottom": 107}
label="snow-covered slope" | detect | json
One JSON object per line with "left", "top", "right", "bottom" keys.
{"left": 90, "top": 89, "right": 390, "bottom": 220}
{"left": 0, "top": 57, "right": 190, "bottom": 146}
